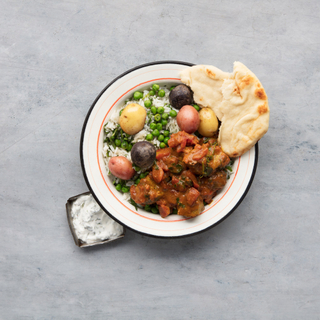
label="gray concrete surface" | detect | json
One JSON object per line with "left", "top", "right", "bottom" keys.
{"left": 1, "top": 0, "right": 319, "bottom": 319}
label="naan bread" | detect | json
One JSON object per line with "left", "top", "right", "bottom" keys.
{"left": 217, "top": 62, "right": 269, "bottom": 157}
{"left": 180, "top": 65, "right": 232, "bottom": 119}
{"left": 180, "top": 62, "right": 269, "bottom": 157}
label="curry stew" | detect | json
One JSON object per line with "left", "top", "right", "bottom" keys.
{"left": 130, "top": 131, "right": 230, "bottom": 218}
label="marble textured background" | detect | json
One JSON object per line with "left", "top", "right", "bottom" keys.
{"left": 1, "top": 0, "right": 319, "bottom": 319}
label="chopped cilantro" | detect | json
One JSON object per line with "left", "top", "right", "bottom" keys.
{"left": 129, "top": 198, "right": 138, "bottom": 211}
{"left": 176, "top": 198, "right": 185, "bottom": 208}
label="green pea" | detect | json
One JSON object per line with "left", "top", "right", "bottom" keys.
{"left": 140, "top": 172, "right": 147, "bottom": 178}
{"left": 144, "top": 99, "right": 152, "bottom": 108}
{"left": 135, "top": 179, "right": 140, "bottom": 185}
{"left": 154, "top": 114, "right": 161, "bottom": 122}
{"left": 161, "top": 119, "right": 168, "bottom": 126}
{"left": 121, "top": 141, "right": 128, "bottom": 149}
{"left": 158, "top": 89, "right": 165, "bottom": 97}
{"left": 127, "top": 144, "right": 133, "bottom": 151}
{"left": 121, "top": 186, "right": 130, "bottom": 193}
{"left": 193, "top": 104, "right": 200, "bottom": 111}
{"left": 149, "top": 90, "right": 155, "bottom": 96}
{"left": 156, "top": 123, "right": 162, "bottom": 131}
{"left": 146, "top": 133, "right": 153, "bottom": 141}
{"left": 150, "top": 123, "right": 157, "bottom": 130}
{"left": 151, "top": 206, "right": 159, "bottom": 214}
{"left": 115, "top": 139, "right": 121, "bottom": 146}
{"left": 169, "top": 110, "right": 177, "bottom": 117}
{"left": 163, "top": 130, "right": 170, "bottom": 137}
{"left": 161, "top": 113, "right": 169, "bottom": 120}
{"left": 151, "top": 106, "right": 157, "bottom": 114}
{"left": 152, "top": 84, "right": 159, "bottom": 92}
{"left": 134, "top": 166, "right": 141, "bottom": 172}
{"left": 115, "top": 184, "right": 122, "bottom": 191}
{"left": 133, "top": 91, "right": 143, "bottom": 100}
{"left": 144, "top": 205, "right": 151, "bottom": 211}
{"left": 152, "top": 129, "right": 160, "bottom": 137}
{"left": 160, "top": 142, "right": 166, "bottom": 148}
{"left": 170, "top": 86, "right": 176, "bottom": 91}
{"left": 157, "top": 106, "right": 164, "bottom": 114}
{"left": 164, "top": 137, "right": 170, "bottom": 145}
{"left": 158, "top": 135, "right": 164, "bottom": 142}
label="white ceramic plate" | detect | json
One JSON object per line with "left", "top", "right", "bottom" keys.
{"left": 80, "top": 61, "right": 258, "bottom": 238}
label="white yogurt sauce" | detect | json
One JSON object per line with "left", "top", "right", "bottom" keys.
{"left": 71, "top": 194, "right": 124, "bottom": 244}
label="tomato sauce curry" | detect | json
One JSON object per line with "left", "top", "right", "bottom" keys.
{"left": 130, "top": 131, "right": 230, "bottom": 218}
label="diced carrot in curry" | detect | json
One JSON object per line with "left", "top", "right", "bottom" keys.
{"left": 158, "top": 203, "right": 171, "bottom": 218}
{"left": 152, "top": 162, "right": 164, "bottom": 184}
{"left": 185, "top": 187, "right": 200, "bottom": 206}
{"left": 156, "top": 147, "right": 171, "bottom": 160}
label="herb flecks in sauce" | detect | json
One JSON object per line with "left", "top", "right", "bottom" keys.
{"left": 130, "top": 131, "right": 230, "bottom": 218}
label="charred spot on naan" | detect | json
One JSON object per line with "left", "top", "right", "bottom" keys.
{"left": 205, "top": 68, "right": 216, "bottom": 79}
{"left": 239, "top": 75, "right": 254, "bottom": 90}
{"left": 230, "top": 151, "right": 239, "bottom": 158}
{"left": 258, "top": 102, "right": 268, "bottom": 115}
{"left": 233, "top": 85, "right": 242, "bottom": 97}
{"left": 255, "top": 87, "right": 267, "bottom": 100}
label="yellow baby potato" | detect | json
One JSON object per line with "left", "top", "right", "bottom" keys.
{"left": 198, "top": 107, "right": 219, "bottom": 137}
{"left": 119, "top": 103, "right": 147, "bottom": 135}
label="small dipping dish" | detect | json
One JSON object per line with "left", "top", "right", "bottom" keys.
{"left": 66, "top": 192, "right": 125, "bottom": 248}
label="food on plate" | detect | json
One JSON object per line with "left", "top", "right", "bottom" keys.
{"left": 198, "top": 107, "right": 219, "bottom": 137}
{"left": 169, "top": 84, "right": 193, "bottom": 109}
{"left": 119, "top": 103, "right": 147, "bottom": 135}
{"left": 176, "top": 105, "right": 200, "bottom": 133}
{"left": 103, "top": 83, "right": 232, "bottom": 219}
{"left": 130, "top": 131, "right": 230, "bottom": 218}
{"left": 102, "top": 64, "right": 268, "bottom": 219}
{"left": 108, "top": 156, "right": 135, "bottom": 180}
{"left": 131, "top": 141, "right": 156, "bottom": 169}
{"left": 180, "top": 62, "right": 269, "bottom": 157}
